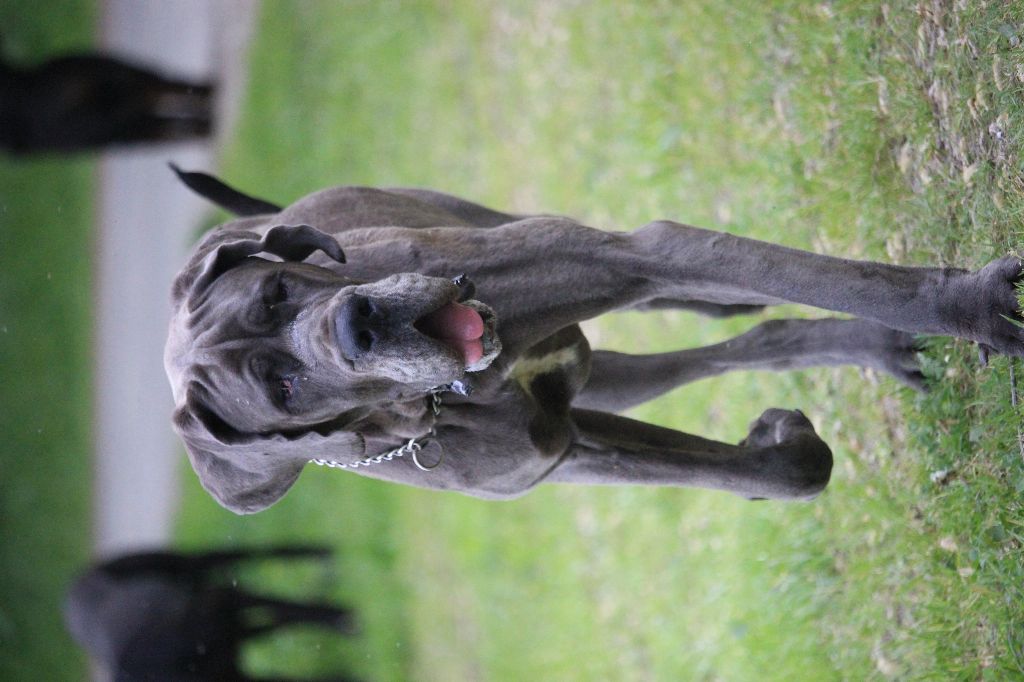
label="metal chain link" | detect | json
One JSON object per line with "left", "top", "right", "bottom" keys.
{"left": 310, "top": 437, "right": 424, "bottom": 469}
{"left": 309, "top": 390, "right": 444, "bottom": 472}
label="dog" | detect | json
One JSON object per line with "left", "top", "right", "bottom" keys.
{"left": 0, "top": 46, "right": 211, "bottom": 154}
{"left": 64, "top": 546, "right": 359, "bottom": 681}
{"left": 164, "top": 167, "right": 1023, "bottom": 514}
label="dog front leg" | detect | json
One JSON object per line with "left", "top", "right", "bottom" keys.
{"left": 546, "top": 408, "right": 833, "bottom": 500}
{"left": 236, "top": 591, "right": 358, "bottom": 636}
{"left": 628, "top": 220, "right": 1024, "bottom": 355}
{"left": 478, "top": 218, "right": 1021, "bottom": 357}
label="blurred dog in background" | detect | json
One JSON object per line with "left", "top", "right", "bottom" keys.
{"left": 1, "top": 43, "right": 212, "bottom": 154}
{"left": 64, "top": 546, "right": 360, "bottom": 682}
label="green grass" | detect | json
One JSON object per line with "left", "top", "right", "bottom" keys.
{"left": 0, "top": 1, "right": 97, "bottom": 680}
{"left": 173, "top": 2, "right": 1024, "bottom": 680}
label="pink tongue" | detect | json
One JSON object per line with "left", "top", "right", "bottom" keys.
{"left": 417, "top": 302, "right": 485, "bottom": 365}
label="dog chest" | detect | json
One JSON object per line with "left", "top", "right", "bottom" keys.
{"left": 506, "top": 326, "right": 591, "bottom": 456}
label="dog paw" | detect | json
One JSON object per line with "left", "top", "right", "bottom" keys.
{"left": 740, "top": 408, "right": 833, "bottom": 499}
{"left": 741, "top": 408, "right": 813, "bottom": 446}
{"left": 948, "top": 257, "right": 1024, "bottom": 357}
{"left": 853, "top": 321, "right": 927, "bottom": 391}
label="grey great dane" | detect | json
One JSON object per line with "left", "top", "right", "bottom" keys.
{"left": 165, "top": 168, "right": 1024, "bottom": 514}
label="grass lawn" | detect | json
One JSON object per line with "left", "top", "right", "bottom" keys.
{"left": 0, "top": 1, "right": 97, "bottom": 680}
{"left": 178, "top": 1, "right": 1018, "bottom": 680}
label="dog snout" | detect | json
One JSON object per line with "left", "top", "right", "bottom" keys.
{"left": 335, "top": 294, "right": 387, "bottom": 359}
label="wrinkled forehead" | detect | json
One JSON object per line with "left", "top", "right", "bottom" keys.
{"left": 189, "top": 259, "right": 279, "bottom": 324}
{"left": 165, "top": 308, "right": 271, "bottom": 414}
{"left": 183, "top": 354, "right": 281, "bottom": 432}
{"left": 165, "top": 261, "right": 279, "bottom": 402}
{"left": 167, "top": 260, "right": 346, "bottom": 366}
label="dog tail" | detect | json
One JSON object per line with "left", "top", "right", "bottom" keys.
{"left": 169, "top": 163, "right": 282, "bottom": 216}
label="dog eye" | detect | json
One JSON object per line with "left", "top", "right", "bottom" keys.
{"left": 251, "top": 356, "right": 301, "bottom": 407}
{"left": 277, "top": 376, "right": 297, "bottom": 404}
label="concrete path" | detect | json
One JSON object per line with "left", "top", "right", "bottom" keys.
{"left": 94, "top": 0, "right": 256, "bottom": 555}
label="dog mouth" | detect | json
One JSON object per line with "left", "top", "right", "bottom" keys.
{"left": 415, "top": 298, "right": 500, "bottom": 372}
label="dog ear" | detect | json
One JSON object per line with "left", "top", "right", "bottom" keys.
{"left": 173, "top": 385, "right": 365, "bottom": 514}
{"left": 172, "top": 224, "right": 345, "bottom": 309}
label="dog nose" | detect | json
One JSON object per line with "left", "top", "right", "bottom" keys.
{"left": 335, "top": 294, "right": 385, "bottom": 359}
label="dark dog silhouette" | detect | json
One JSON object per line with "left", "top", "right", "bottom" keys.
{"left": 64, "top": 546, "right": 359, "bottom": 682}
{"left": 0, "top": 46, "right": 212, "bottom": 154}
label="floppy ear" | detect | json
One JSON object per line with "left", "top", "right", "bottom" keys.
{"left": 172, "top": 224, "right": 346, "bottom": 309}
{"left": 173, "top": 386, "right": 365, "bottom": 514}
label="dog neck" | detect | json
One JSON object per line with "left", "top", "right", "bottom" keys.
{"left": 309, "top": 390, "right": 445, "bottom": 471}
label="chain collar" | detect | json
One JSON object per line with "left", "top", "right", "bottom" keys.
{"left": 309, "top": 390, "right": 445, "bottom": 472}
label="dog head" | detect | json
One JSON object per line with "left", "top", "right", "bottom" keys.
{"left": 165, "top": 223, "right": 500, "bottom": 513}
